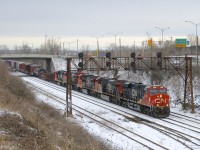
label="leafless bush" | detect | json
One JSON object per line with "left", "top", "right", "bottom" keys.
{"left": 8, "top": 77, "right": 35, "bottom": 101}
{"left": 150, "top": 70, "right": 164, "bottom": 84}
{"left": 0, "top": 62, "right": 35, "bottom": 102}
{"left": 0, "top": 112, "right": 52, "bottom": 150}
{"left": 192, "top": 66, "right": 200, "bottom": 77}
{"left": 0, "top": 61, "right": 10, "bottom": 86}
{"left": 0, "top": 61, "right": 109, "bottom": 150}
{"left": 37, "top": 102, "right": 62, "bottom": 119}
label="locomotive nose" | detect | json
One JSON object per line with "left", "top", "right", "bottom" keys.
{"left": 153, "top": 94, "right": 168, "bottom": 106}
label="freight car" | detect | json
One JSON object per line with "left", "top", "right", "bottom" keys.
{"left": 26, "top": 64, "right": 41, "bottom": 76}
{"left": 54, "top": 70, "right": 67, "bottom": 86}
{"left": 39, "top": 71, "right": 54, "bottom": 82}
{"left": 3, "top": 60, "right": 46, "bottom": 77}
{"left": 4, "top": 60, "right": 170, "bottom": 118}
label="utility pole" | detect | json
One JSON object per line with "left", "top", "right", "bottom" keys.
{"left": 66, "top": 58, "right": 72, "bottom": 117}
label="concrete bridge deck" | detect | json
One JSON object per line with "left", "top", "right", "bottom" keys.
{"left": 0, "top": 54, "right": 61, "bottom": 59}
{"left": 0, "top": 54, "right": 66, "bottom": 71}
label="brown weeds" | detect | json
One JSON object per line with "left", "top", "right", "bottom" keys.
{"left": 0, "top": 61, "right": 109, "bottom": 150}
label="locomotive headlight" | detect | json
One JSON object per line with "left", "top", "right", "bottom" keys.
{"left": 160, "top": 94, "right": 162, "bottom": 98}
{"left": 157, "top": 104, "right": 159, "bottom": 106}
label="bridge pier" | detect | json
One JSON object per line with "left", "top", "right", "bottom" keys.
{"left": 45, "top": 58, "right": 52, "bottom": 72}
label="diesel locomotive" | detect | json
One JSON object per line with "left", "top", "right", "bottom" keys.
{"left": 3, "top": 60, "right": 170, "bottom": 118}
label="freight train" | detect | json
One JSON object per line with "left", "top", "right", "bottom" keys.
{"left": 3, "top": 60, "right": 170, "bottom": 118}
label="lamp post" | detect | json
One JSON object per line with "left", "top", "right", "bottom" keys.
{"left": 63, "top": 42, "right": 65, "bottom": 51}
{"left": 155, "top": 27, "right": 169, "bottom": 47}
{"left": 91, "top": 36, "right": 103, "bottom": 57}
{"left": 105, "top": 43, "right": 111, "bottom": 52}
{"left": 64, "top": 41, "right": 76, "bottom": 56}
{"left": 108, "top": 32, "right": 122, "bottom": 57}
{"left": 67, "top": 41, "right": 76, "bottom": 50}
{"left": 44, "top": 34, "right": 47, "bottom": 53}
{"left": 185, "top": 21, "right": 200, "bottom": 67}
{"left": 169, "top": 37, "right": 173, "bottom": 45}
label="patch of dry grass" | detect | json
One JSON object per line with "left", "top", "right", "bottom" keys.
{"left": 0, "top": 61, "right": 110, "bottom": 150}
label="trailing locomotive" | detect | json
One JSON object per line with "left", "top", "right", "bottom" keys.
{"left": 3, "top": 60, "right": 170, "bottom": 118}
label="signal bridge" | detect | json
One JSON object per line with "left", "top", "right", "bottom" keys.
{"left": 65, "top": 52, "right": 194, "bottom": 116}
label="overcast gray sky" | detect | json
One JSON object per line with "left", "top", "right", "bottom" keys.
{"left": 0, "top": 0, "right": 200, "bottom": 48}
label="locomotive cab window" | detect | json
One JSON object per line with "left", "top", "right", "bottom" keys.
{"left": 159, "top": 89, "right": 167, "bottom": 94}
{"left": 150, "top": 89, "right": 159, "bottom": 95}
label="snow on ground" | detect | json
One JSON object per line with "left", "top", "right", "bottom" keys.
{"left": 51, "top": 57, "right": 200, "bottom": 119}
{"left": 22, "top": 78, "right": 183, "bottom": 149}
{"left": 52, "top": 58, "right": 200, "bottom": 113}
{"left": 24, "top": 78, "right": 147, "bottom": 150}
{"left": 9, "top": 58, "right": 200, "bottom": 150}
{"left": 87, "top": 69, "right": 200, "bottom": 115}
{"left": 0, "top": 108, "right": 22, "bottom": 117}
{"left": 52, "top": 57, "right": 79, "bottom": 71}
{"left": 52, "top": 57, "right": 66, "bottom": 71}
{"left": 13, "top": 72, "right": 199, "bottom": 150}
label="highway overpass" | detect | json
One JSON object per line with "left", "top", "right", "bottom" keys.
{"left": 0, "top": 54, "right": 65, "bottom": 71}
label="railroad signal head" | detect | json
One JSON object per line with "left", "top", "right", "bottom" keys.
{"left": 78, "top": 52, "right": 84, "bottom": 58}
{"left": 157, "top": 52, "right": 162, "bottom": 58}
{"left": 106, "top": 62, "right": 111, "bottom": 67}
{"left": 78, "top": 62, "right": 83, "bottom": 68}
{"left": 156, "top": 52, "right": 162, "bottom": 69}
{"left": 130, "top": 52, "right": 136, "bottom": 58}
{"left": 106, "top": 52, "right": 111, "bottom": 58}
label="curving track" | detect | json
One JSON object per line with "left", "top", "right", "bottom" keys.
{"left": 16, "top": 74, "right": 200, "bottom": 150}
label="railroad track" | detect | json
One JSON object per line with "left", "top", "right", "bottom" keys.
{"left": 170, "top": 112, "right": 200, "bottom": 123}
{"left": 22, "top": 76, "right": 200, "bottom": 149}
{"left": 29, "top": 82, "right": 169, "bottom": 150}
{"left": 24, "top": 76, "right": 200, "bottom": 126}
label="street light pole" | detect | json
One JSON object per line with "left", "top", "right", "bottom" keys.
{"left": 108, "top": 32, "right": 122, "bottom": 57}
{"left": 185, "top": 21, "right": 200, "bottom": 67}
{"left": 91, "top": 36, "right": 103, "bottom": 57}
{"left": 44, "top": 35, "right": 47, "bottom": 54}
{"left": 96, "top": 37, "right": 99, "bottom": 57}
{"left": 155, "top": 27, "right": 169, "bottom": 47}
{"left": 64, "top": 40, "right": 76, "bottom": 56}
{"left": 63, "top": 42, "right": 65, "bottom": 51}
{"left": 77, "top": 39, "right": 79, "bottom": 51}
{"left": 155, "top": 27, "right": 169, "bottom": 56}
{"left": 119, "top": 38, "right": 122, "bottom": 62}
